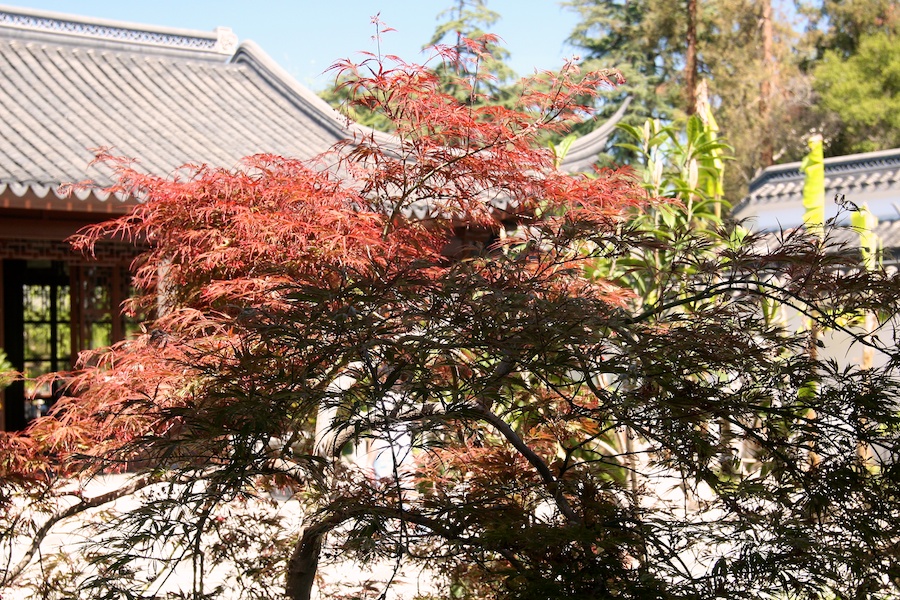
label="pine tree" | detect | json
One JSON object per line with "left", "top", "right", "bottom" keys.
{"left": 799, "top": 0, "right": 898, "bottom": 59}
{"left": 563, "top": 0, "right": 686, "bottom": 162}
{"left": 792, "top": 0, "right": 899, "bottom": 156}
{"left": 565, "top": 0, "right": 812, "bottom": 196}
{"left": 321, "top": 1, "right": 521, "bottom": 129}
{"left": 426, "top": 0, "right": 517, "bottom": 106}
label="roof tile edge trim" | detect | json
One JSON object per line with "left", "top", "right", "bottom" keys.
{"left": 748, "top": 147, "right": 900, "bottom": 192}
{"left": 0, "top": 182, "right": 123, "bottom": 204}
{"left": 0, "top": 4, "right": 236, "bottom": 55}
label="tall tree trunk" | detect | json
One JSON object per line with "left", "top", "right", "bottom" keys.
{"left": 760, "top": 0, "right": 775, "bottom": 166}
{"left": 286, "top": 525, "right": 328, "bottom": 600}
{"left": 685, "top": 0, "right": 699, "bottom": 115}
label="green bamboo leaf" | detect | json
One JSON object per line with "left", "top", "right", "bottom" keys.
{"left": 614, "top": 142, "right": 645, "bottom": 154}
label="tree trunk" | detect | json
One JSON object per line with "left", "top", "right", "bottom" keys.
{"left": 288, "top": 368, "right": 360, "bottom": 600}
{"left": 760, "top": 0, "right": 775, "bottom": 166}
{"left": 286, "top": 526, "right": 326, "bottom": 600}
{"left": 685, "top": 0, "right": 698, "bottom": 115}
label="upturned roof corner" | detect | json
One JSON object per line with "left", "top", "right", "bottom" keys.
{"left": 559, "top": 96, "right": 632, "bottom": 174}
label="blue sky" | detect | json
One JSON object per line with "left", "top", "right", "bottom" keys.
{"left": 6, "top": 1, "right": 582, "bottom": 90}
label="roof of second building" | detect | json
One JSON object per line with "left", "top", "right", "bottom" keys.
{"left": 734, "top": 148, "right": 900, "bottom": 231}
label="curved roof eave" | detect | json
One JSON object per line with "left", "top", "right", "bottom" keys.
{"left": 229, "top": 42, "right": 629, "bottom": 173}
{"left": 559, "top": 96, "right": 631, "bottom": 174}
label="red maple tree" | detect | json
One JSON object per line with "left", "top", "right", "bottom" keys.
{"left": 3, "top": 39, "right": 900, "bottom": 600}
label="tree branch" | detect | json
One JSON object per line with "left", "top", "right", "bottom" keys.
{"left": 285, "top": 503, "right": 525, "bottom": 600}
{"left": 2, "top": 474, "right": 154, "bottom": 587}
{"left": 470, "top": 406, "right": 582, "bottom": 524}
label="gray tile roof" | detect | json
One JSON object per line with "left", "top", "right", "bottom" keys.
{"left": 0, "top": 5, "right": 622, "bottom": 212}
{"left": 0, "top": 5, "right": 359, "bottom": 207}
{"left": 734, "top": 148, "right": 900, "bottom": 232}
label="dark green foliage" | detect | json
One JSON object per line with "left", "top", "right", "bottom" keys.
{"left": 800, "top": 0, "right": 898, "bottom": 59}
{"left": 563, "top": 0, "right": 686, "bottom": 165}
{"left": 814, "top": 31, "right": 900, "bottom": 155}
{"left": 426, "top": 0, "right": 517, "bottom": 106}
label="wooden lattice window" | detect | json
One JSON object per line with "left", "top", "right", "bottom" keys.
{"left": 2, "top": 259, "right": 135, "bottom": 430}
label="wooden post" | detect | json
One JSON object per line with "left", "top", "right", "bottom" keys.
{"left": 0, "top": 259, "right": 5, "bottom": 431}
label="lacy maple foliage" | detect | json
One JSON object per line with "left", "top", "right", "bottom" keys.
{"left": 11, "top": 54, "right": 641, "bottom": 477}
{"left": 3, "top": 40, "right": 900, "bottom": 600}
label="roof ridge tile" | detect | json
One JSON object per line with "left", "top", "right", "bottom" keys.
{"left": 0, "top": 5, "right": 234, "bottom": 58}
